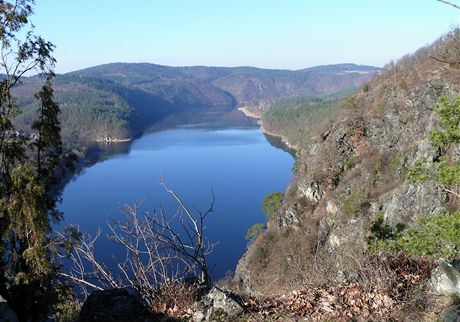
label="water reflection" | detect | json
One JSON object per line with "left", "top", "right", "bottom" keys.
{"left": 88, "top": 109, "right": 260, "bottom": 161}
{"left": 97, "top": 140, "right": 132, "bottom": 159}
{"left": 263, "top": 132, "right": 296, "bottom": 157}
{"left": 146, "top": 109, "right": 258, "bottom": 132}
{"left": 59, "top": 109, "right": 294, "bottom": 279}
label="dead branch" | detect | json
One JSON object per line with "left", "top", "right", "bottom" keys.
{"left": 436, "top": 0, "right": 460, "bottom": 9}
{"left": 60, "top": 183, "right": 216, "bottom": 309}
{"left": 442, "top": 186, "right": 460, "bottom": 198}
{"left": 57, "top": 272, "right": 103, "bottom": 291}
{"left": 429, "top": 29, "right": 460, "bottom": 68}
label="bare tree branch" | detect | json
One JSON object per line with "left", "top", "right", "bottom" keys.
{"left": 442, "top": 186, "right": 460, "bottom": 198}
{"left": 60, "top": 183, "right": 216, "bottom": 311}
{"left": 436, "top": 0, "right": 460, "bottom": 9}
{"left": 429, "top": 28, "right": 460, "bottom": 68}
{"left": 57, "top": 272, "right": 103, "bottom": 291}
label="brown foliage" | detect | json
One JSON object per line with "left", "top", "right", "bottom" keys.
{"left": 243, "top": 223, "right": 318, "bottom": 296}
{"left": 240, "top": 253, "right": 436, "bottom": 321}
{"left": 150, "top": 281, "right": 198, "bottom": 319}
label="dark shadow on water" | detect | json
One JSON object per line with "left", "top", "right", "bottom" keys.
{"left": 145, "top": 108, "right": 258, "bottom": 133}
{"left": 78, "top": 109, "right": 260, "bottom": 161}
{"left": 97, "top": 140, "right": 132, "bottom": 160}
{"left": 263, "top": 132, "right": 297, "bottom": 157}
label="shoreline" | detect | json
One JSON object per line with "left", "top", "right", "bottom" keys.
{"left": 237, "top": 106, "right": 263, "bottom": 119}
{"left": 54, "top": 145, "right": 103, "bottom": 198}
{"left": 237, "top": 107, "right": 298, "bottom": 151}
{"left": 95, "top": 137, "right": 133, "bottom": 143}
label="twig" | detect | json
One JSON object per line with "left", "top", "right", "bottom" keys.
{"left": 436, "top": 0, "right": 460, "bottom": 9}
{"left": 62, "top": 181, "right": 216, "bottom": 306}
{"left": 58, "top": 272, "right": 103, "bottom": 291}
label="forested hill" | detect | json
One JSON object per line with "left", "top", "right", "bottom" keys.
{"left": 14, "top": 63, "right": 379, "bottom": 142}
{"left": 71, "top": 63, "right": 380, "bottom": 106}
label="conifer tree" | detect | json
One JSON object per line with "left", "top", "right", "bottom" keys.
{"left": 0, "top": 1, "right": 72, "bottom": 319}
{"left": 31, "top": 77, "right": 67, "bottom": 221}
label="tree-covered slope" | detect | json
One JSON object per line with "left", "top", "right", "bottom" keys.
{"left": 14, "top": 75, "right": 171, "bottom": 141}
{"left": 213, "top": 64, "right": 378, "bottom": 105}
{"left": 68, "top": 63, "right": 237, "bottom": 108}
{"left": 13, "top": 63, "right": 379, "bottom": 142}
{"left": 261, "top": 93, "right": 350, "bottom": 149}
{"left": 72, "top": 62, "right": 380, "bottom": 106}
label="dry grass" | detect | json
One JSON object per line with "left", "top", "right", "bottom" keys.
{"left": 150, "top": 281, "right": 199, "bottom": 318}
{"left": 241, "top": 222, "right": 319, "bottom": 296}
{"left": 234, "top": 252, "right": 437, "bottom": 321}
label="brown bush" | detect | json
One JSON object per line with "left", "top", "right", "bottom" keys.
{"left": 242, "top": 222, "right": 319, "bottom": 296}
{"left": 238, "top": 252, "right": 437, "bottom": 321}
{"left": 150, "top": 281, "right": 198, "bottom": 318}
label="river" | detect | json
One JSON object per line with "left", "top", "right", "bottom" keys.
{"left": 59, "top": 111, "right": 294, "bottom": 280}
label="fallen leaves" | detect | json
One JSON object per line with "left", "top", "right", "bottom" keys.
{"left": 242, "top": 284, "right": 397, "bottom": 320}
{"left": 240, "top": 254, "right": 435, "bottom": 321}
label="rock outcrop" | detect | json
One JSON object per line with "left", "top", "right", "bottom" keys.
{"left": 430, "top": 260, "right": 460, "bottom": 296}
{"left": 193, "top": 287, "right": 243, "bottom": 322}
{"left": 442, "top": 304, "right": 460, "bottom": 322}
{"left": 78, "top": 288, "right": 172, "bottom": 322}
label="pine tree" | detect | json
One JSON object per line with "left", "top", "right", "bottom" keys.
{"left": 31, "top": 77, "right": 66, "bottom": 222}
{"left": 0, "top": 1, "right": 73, "bottom": 319}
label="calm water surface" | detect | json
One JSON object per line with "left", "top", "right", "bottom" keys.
{"left": 60, "top": 120, "right": 294, "bottom": 280}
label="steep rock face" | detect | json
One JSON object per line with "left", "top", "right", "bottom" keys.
{"left": 281, "top": 69, "right": 459, "bottom": 234}
{"left": 442, "top": 304, "right": 460, "bottom": 322}
{"left": 234, "top": 33, "right": 460, "bottom": 295}
{"left": 379, "top": 181, "right": 447, "bottom": 225}
{"left": 288, "top": 69, "right": 457, "bottom": 252}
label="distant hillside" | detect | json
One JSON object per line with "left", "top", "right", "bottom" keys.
{"left": 213, "top": 64, "right": 378, "bottom": 105}
{"left": 72, "top": 63, "right": 380, "bottom": 106}
{"left": 14, "top": 75, "right": 171, "bottom": 142}
{"left": 261, "top": 88, "right": 356, "bottom": 149}
{"left": 14, "top": 63, "right": 379, "bottom": 142}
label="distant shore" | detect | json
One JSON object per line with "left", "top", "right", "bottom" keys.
{"left": 237, "top": 106, "right": 262, "bottom": 119}
{"left": 95, "top": 137, "right": 133, "bottom": 143}
{"left": 238, "top": 107, "right": 298, "bottom": 151}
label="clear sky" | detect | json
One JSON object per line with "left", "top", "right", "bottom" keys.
{"left": 31, "top": 0, "right": 459, "bottom": 73}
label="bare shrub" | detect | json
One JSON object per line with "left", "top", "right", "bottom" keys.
{"left": 298, "top": 250, "right": 434, "bottom": 299}
{"left": 431, "top": 28, "right": 460, "bottom": 68}
{"left": 243, "top": 222, "right": 319, "bottom": 296}
{"left": 268, "top": 234, "right": 435, "bottom": 300}
{"left": 59, "top": 182, "right": 216, "bottom": 316}
{"left": 150, "top": 280, "right": 198, "bottom": 316}
{"left": 248, "top": 229, "right": 279, "bottom": 271}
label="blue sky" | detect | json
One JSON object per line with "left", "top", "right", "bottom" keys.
{"left": 32, "top": 0, "right": 459, "bottom": 73}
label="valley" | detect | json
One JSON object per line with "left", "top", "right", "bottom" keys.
{"left": 0, "top": 1, "right": 459, "bottom": 320}
{"left": 13, "top": 63, "right": 379, "bottom": 144}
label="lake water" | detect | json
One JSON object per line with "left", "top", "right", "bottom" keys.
{"left": 60, "top": 114, "right": 294, "bottom": 280}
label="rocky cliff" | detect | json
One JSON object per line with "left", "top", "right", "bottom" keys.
{"left": 233, "top": 30, "right": 460, "bottom": 319}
